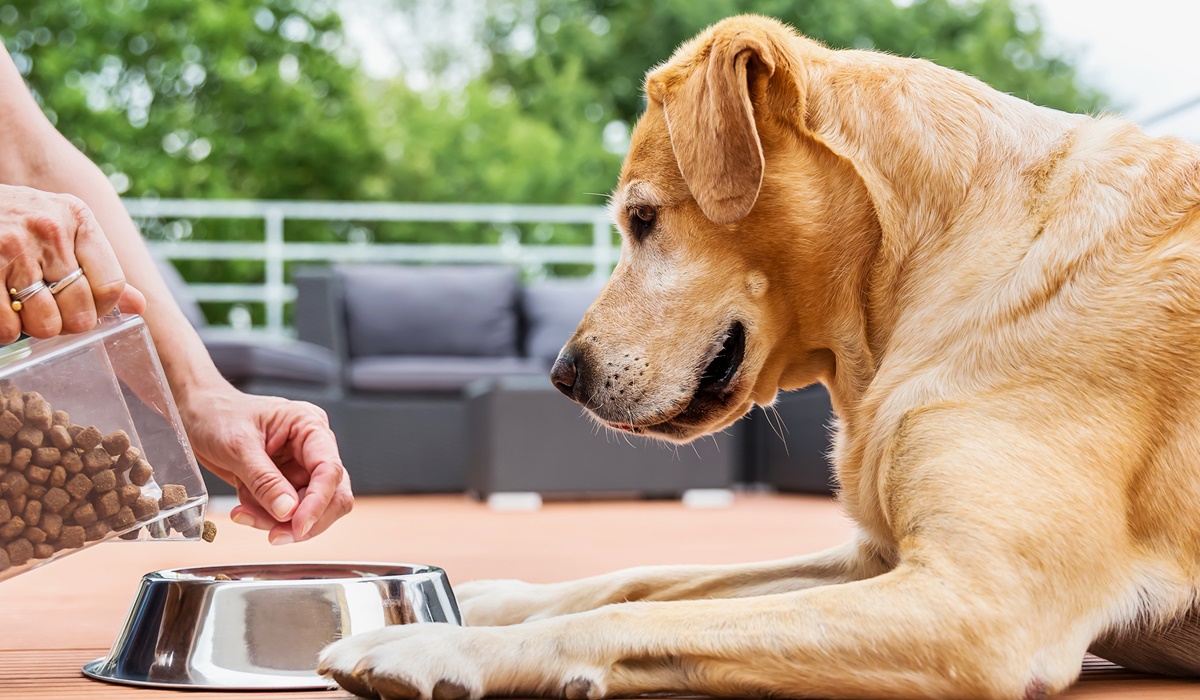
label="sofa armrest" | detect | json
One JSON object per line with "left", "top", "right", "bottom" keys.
{"left": 294, "top": 266, "right": 347, "bottom": 362}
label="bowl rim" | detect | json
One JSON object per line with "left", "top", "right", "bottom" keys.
{"left": 147, "top": 561, "right": 449, "bottom": 584}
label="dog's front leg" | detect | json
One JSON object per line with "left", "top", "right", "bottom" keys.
{"left": 321, "top": 560, "right": 1084, "bottom": 700}
{"left": 457, "top": 536, "right": 887, "bottom": 625}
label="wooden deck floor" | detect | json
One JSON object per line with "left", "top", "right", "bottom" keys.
{"left": 1, "top": 494, "right": 1197, "bottom": 699}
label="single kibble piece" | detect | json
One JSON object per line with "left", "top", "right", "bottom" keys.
{"left": 101, "top": 430, "right": 131, "bottom": 457}
{"left": 84, "top": 522, "right": 110, "bottom": 542}
{"left": 48, "top": 466, "right": 66, "bottom": 488}
{"left": 0, "top": 411, "right": 21, "bottom": 440}
{"left": 25, "top": 485, "right": 45, "bottom": 500}
{"left": 67, "top": 424, "right": 83, "bottom": 440}
{"left": 74, "top": 426, "right": 103, "bottom": 452}
{"left": 33, "top": 542, "right": 53, "bottom": 559}
{"left": 129, "top": 459, "right": 153, "bottom": 487}
{"left": 60, "top": 450, "right": 82, "bottom": 475}
{"left": 21, "top": 391, "right": 41, "bottom": 404}
{"left": 0, "top": 548, "right": 8, "bottom": 571}
{"left": 118, "top": 528, "right": 141, "bottom": 540}
{"left": 22, "top": 526, "right": 46, "bottom": 545}
{"left": 117, "top": 484, "right": 141, "bottom": 506}
{"left": 110, "top": 506, "right": 136, "bottom": 530}
{"left": 15, "top": 427, "right": 44, "bottom": 450}
{"left": 202, "top": 520, "right": 217, "bottom": 543}
{"left": 0, "top": 441, "right": 10, "bottom": 466}
{"left": 213, "top": 573, "right": 233, "bottom": 581}
{"left": 0, "top": 499, "right": 9, "bottom": 522}
{"left": 3, "top": 386, "right": 22, "bottom": 413}
{"left": 9, "top": 448, "right": 30, "bottom": 472}
{"left": 57, "top": 525, "right": 85, "bottom": 549}
{"left": 32, "top": 447, "right": 59, "bottom": 468}
{"left": 41, "top": 487, "right": 70, "bottom": 514}
{"left": 65, "top": 473, "right": 93, "bottom": 501}
{"left": 24, "top": 399, "right": 51, "bottom": 431}
{"left": 0, "top": 516, "right": 25, "bottom": 541}
{"left": 48, "top": 425, "right": 72, "bottom": 451}
{"left": 7, "top": 494, "right": 25, "bottom": 516}
{"left": 40, "top": 513, "right": 62, "bottom": 540}
{"left": 22, "top": 500, "right": 40, "bottom": 527}
{"left": 94, "top": 491, "right": 120, "bottom": 519}
{"left": 91, "top": 469, "right": 117, "bottom": 493}
{"left": 81, "top": 448, "right": 112, "bottom": 475}
{"left": 24, "top": 466, "right": 49, "bottom": 486}
{"left": 52, "top": 410, "right": 69, "bottom": 427}
{"left": 1, "top": 471, "right": 28, "bottom": 498}
{"left": 159, "top": 484, "right": 187, "bottom": 510}
{"left": 59, "top": 500, "right": 79, "bottom": 520}
{"left": 6, "top": 538, "right": 32, "bottom": 565}
{"left": 131, "top": 496, "right": 159, "bottom": 521}
{"left": 71, "top": 503, "right": 98, "bottom": 527}
{"left": 115, "top": 446, "right": 141, "bottom": 472}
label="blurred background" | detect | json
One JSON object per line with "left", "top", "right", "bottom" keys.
{"left": 2, "top": 0, "right": 1197, "bottom": 501}
{"left": 2, "top": 0, "right": 1166, "bottom": 330}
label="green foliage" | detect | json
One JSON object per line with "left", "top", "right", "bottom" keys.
{"left": 3, "top": 0, "right": 385, "bottom": 201}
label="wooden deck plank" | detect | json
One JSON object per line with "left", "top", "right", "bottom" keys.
{"left": 0, "top": 494, "right": 1197, "bottom": 699}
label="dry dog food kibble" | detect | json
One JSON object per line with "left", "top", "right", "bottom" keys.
{"left": 202, "top": 520, "right": 217, "bottom": 543}
{"left": 0, "top": 382, "right": 208, "bottom": 574}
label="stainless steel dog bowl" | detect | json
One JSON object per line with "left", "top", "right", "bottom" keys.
{"left": 83, "top": 562, "right": 461, "bottom": 690}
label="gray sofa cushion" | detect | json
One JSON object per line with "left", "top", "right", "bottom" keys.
{"left": 349, "top": 356, "right": 546, "bottom": 393}
{"left": 339, "top": 265, "right": 521, "bottom": 359}
{"left": 522, "top": 278, "right": 603, "bottom": 365}
{"left": 202, "top": 332, "right": 338, "bottom": 386}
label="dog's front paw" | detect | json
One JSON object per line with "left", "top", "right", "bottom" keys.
{"left": 319, "top": 622, "right": 605, "bottom": 700}
{"left": 319, "top": 624, "right": 484, "bottom": 700}
{"left": 456, "top": 579, "right": 567, "bottom": 626}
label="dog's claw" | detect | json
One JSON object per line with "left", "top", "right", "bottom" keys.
{"left": 432, "top": 679, "right": 472, "bottom": 700}
{"left": 331, "top": 670, "right": 381, "bottom": 699}
{"left": 564, "top": 677, "right": 595, "bottom": 700}
{"left": 370, "top": 674, "right": 421, "bottom": 699}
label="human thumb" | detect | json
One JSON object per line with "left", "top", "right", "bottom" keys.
{"left": 117, "top": 284, "right": 147, "bottom": 315}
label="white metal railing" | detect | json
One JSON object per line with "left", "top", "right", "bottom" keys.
{"left": 125, "top": 198, "right": 617, "bottom": 336}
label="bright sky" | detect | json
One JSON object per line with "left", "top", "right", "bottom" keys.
{"left": 1033, "top": 0, "right": 1200, "bottom": 140}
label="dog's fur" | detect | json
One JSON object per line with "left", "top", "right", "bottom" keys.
{"left": 321, "top": 15, "right": 1200, "bottom": 699}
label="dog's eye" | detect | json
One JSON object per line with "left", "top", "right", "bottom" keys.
{"left": 627, "top": 205, "right": 657, "bottom": 241}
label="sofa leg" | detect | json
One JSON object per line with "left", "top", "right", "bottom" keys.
{"left": 486, "top": 492, "right": 544, "bottom": 512}
{"left": 681, "top": 488, "right": 735, "bottom": 509}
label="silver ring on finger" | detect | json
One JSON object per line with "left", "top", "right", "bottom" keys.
{"left": 48, "top": 267, "right": 84, "bottom": 296}
{"left": 8, "top": 280, "right": 47, "bottom": 312}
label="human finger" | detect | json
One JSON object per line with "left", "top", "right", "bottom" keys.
{"left": 8, "top": 256, "right": 59, "bottom": 338}
{"left": 66, "top": 198, "right": 125, "bottom": 316}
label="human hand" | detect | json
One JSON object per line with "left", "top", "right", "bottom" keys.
{"left": 179, "top": 385, "right": 353, "bottom": 544}
{"left": 0, "top": 183, "right": 145, "bottom": 342}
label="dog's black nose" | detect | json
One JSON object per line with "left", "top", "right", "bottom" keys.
{"left": 551, "top": 352, "right": 578, "bottom": 398}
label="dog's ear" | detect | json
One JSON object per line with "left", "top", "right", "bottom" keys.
{"left": 658, "top": 31, "right": 776, "bottom": 225}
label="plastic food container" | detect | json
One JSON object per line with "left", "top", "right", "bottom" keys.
{"left": 0, "top": 313, "right": 207, "bottom": 581}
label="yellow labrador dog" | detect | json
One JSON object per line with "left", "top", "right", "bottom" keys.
{"left": 321, "top": 14, "right": 1200, "bottom": 699}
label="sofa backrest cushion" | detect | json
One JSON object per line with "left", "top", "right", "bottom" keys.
{"left": 340, "top": 265, "right": 521, "bottom": 358}
{"left": 522, "top": 278, "right": 603, "bottom": 365}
